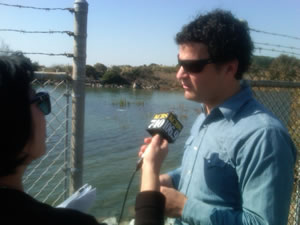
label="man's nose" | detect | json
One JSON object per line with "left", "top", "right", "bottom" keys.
{"left": 176, "top": 66, "right": 188, "bottom": 80}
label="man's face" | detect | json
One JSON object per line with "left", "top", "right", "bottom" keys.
{"left": 176, "top": 43, "right": 226, "bottom": 106}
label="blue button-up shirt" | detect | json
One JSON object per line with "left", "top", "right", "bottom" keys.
{"left": 169, "top": 82, "right": 296, "bottom": 225}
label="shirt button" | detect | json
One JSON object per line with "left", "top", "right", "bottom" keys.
{"left": 187, "top": 170, "right": 191, "bottom": 175}
{"left": 193, "top": 146, "right": 198, "bottom": 151}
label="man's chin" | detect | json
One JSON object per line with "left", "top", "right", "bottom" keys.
{"left": 184, "top": 91, "right": 203, "bottom": 103}
{"left": 184, "top": 91, "right": 196, "bottom": 101}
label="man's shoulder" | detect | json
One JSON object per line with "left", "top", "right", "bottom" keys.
{"left": 235, "top": 97, "right": 287, "bottom": 132}
{"left": 230, "top": 99, "right": 296, "bottom": 158}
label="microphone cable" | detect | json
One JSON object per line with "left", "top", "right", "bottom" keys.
{"left": 117, "top": 164, "right": 140, "bottom": 225}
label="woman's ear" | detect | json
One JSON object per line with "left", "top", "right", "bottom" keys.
{"left": 20, "top": 142, "right": 32, "bottom": 165}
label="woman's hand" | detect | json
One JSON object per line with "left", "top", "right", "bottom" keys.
{"left": 139, "top": 135, "right": 168, "bottom": 173}
{"left": 139, "top": 135, "right": 168, "bottom": 191}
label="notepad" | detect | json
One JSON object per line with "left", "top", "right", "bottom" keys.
{"left": 56, "top": 184, "right": 96, "bottom": 213}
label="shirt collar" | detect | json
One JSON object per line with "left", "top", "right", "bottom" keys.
{"left": 217, "top": 80, "right": 253, "bottom": 121}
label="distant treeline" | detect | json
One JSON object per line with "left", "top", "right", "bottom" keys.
{"left": 35, "top": 54, "right": 300, "bottom": 89}
{"left": 246, "top": 54, "right": 300, "bottom": 81}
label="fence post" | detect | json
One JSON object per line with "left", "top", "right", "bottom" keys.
{"left": 70, "top": 0, "right": 88, "bottom": 194}
{"left": 64, "top": 83, "right": 71, "bottom": 200}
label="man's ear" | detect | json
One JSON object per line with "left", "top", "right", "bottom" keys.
{"left": 225, "top": 59, "right": 239, "bottom": 79}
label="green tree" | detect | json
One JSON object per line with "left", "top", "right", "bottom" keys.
{"left": 94, "top": 63, "right": 107, "bottom": 77}
{"left": 63, "top": 65, "right": 73, "bottom": 74}
{"left": 101, "top": 66, "right": 129, "bottom": 85}
{"left": 122, "top": 67, "right": 141, "bottom": 82}
{"left": 252, "top": 55, "right": 273, "bottom": 70}
{"left": 86, "top": 64, "right": 100, "bottom": 80}
{"left": 32, "top": 62, "right": 44, "bottom": 71}
{"left": 45, "top": 64, "right": 71, "bottom": 73}
{"left": 268, "top": 55, "right": 300, "bottom": 81}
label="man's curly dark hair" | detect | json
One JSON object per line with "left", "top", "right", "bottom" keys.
{"left": 175, "top": 9, "right": 254, "bottom": 80}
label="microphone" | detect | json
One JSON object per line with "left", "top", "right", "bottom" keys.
{"left": 136, "top": 112, "right": 183, "bottom": 170}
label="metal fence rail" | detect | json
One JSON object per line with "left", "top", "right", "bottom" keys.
{"left": 24, "top": 72, "right": 72, "bottom": 206}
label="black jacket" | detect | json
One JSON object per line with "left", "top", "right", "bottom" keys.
{"left": 0, "top": 188, "right": 165, "bottom": 225}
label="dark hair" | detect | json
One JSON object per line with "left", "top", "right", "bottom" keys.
{"left": 0, "top": 53, "right": 34, "bottom": 176}
{"left": 175, "top": 9, "right": 254, "bottom": 79}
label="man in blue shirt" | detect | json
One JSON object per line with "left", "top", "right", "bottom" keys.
{"left": 158, "top": 9, "right": 297, "bottom": 225}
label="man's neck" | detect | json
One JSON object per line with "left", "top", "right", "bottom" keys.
{"left": 205, "top": 81, "right": 241, "bottom": 114}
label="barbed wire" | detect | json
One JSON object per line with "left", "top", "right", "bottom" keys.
{"left": 0, "top": 50, "right": 73, "bottom": 58}
{"left": 254, "top": 47, "right": 300, "bottom": 57}
{"left": 254, "top": 42, "right": 300, "bottom": 51}
{"left": 250, "top": 28, "right": 300, "bottom": 41}
{"left": 0, "top": 2, "right": 74, "bottom": 13}
{"left": 0, "top": 28, "right": 74, "bottom": 36}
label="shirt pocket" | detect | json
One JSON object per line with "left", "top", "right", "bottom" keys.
{"left": 202, "top": 151, "right": 238, "bottom": 196}
{"left": 204, "top": 151, "right": 227, "bottom": 168}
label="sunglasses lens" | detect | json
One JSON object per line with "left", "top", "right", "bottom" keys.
{"left": 178, "top": 58, "right": 212, "bottom": 73}
{"left": 38, "top": 101, "right": 51, "bottom": 115}
{"left": 33, "top": 92, "right": 51, "bottom": 115}
{"left": 183, "top": 63, "right": 206, "bottom": 73}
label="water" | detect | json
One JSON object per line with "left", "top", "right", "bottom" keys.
{"left": 81, "top": 87, "right": 202, "bottom": 220}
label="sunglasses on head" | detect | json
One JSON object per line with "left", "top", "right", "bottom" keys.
{"left": 30, "top": 92, "right": 51, "bottom": 115}
{"left": 177, "top": 56, "right": 213, "bottom": 73}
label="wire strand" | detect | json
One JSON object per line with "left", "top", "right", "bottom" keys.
{"left": 0, "top": 50, "right": 73, "bottom": 57}
{"left": 0, "top": 2, "right": 74, "bottom": 13}
{"left": 250, "top": 28, "right": 300, "bottom": 41}
{"left": 254, "top": 42, "right": 300, "bottom": 51}
{"left": 0, "top": 28, "right": 74, "bottom": 36}
{"left": 254, "top": 47, "right": 300, "bottom": 57}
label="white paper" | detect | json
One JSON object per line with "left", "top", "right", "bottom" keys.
{"left": 56, "top": 183, "right": 96, "bottom": 213}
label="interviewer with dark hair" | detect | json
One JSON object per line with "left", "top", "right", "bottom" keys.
{"left": 0, "top": 54, "right": 167, "bottom": 225}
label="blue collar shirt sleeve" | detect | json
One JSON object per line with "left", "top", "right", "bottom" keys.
{"left": 170, "top": 82, "right": 297, "bottom": 225}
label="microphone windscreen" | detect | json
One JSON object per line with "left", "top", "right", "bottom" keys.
{"left": 146, "top": 112, "right": 183, "bottom": 143}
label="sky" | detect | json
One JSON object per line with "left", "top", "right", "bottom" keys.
{"left": 0, "top": 0, "right": 299, "bottom": 67}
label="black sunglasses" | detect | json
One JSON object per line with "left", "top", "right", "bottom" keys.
{"left": 178, "top": 56, "right": 213, "bottom": 73}
{"left": 30, "top": 92, "right": 51, "bottom": 115}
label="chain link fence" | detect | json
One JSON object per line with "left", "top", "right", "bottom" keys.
{"left": 249, "top": 80, "right": 300, "bottom": 225}
{"left": 23, "top": 72, "right": 72, "bottom": 206}
{"left": 23, "top": 76, "right": 300, "bottom": 223}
